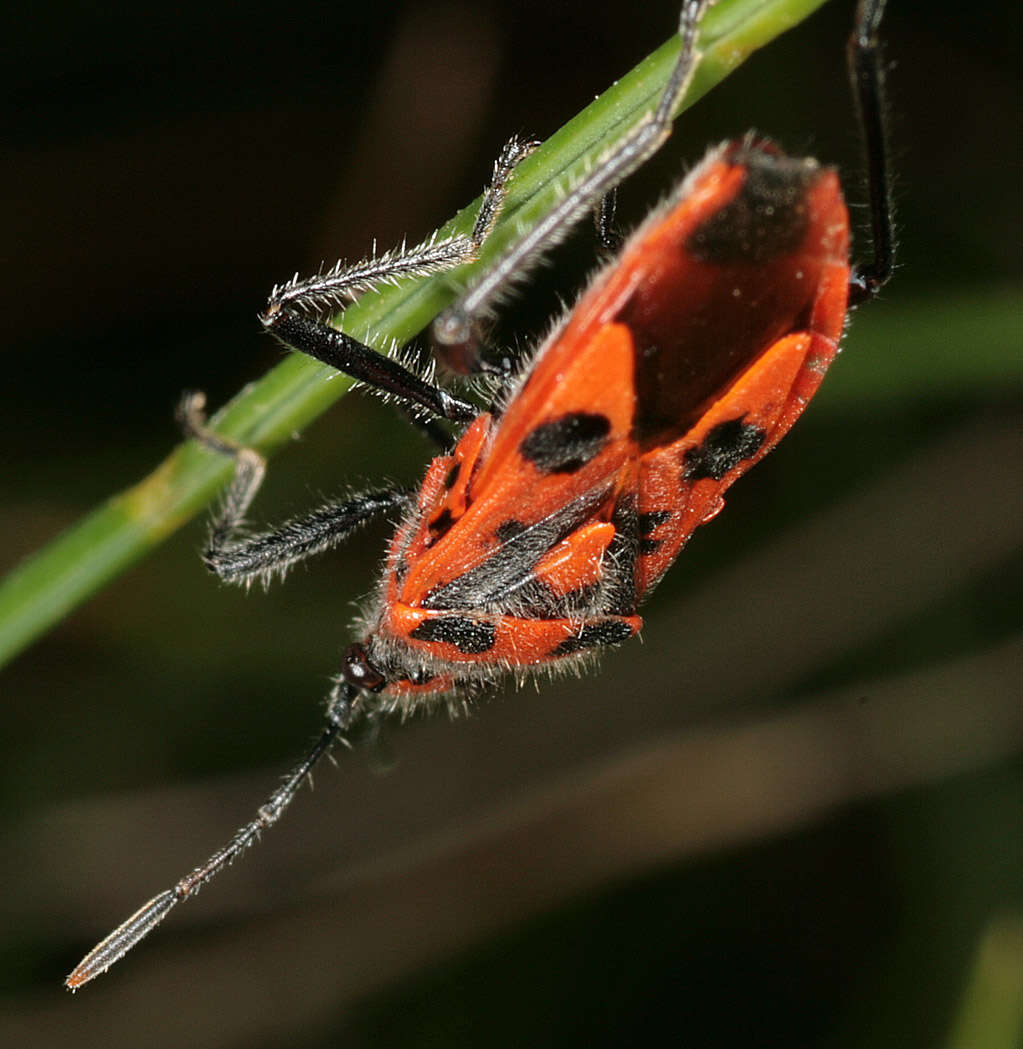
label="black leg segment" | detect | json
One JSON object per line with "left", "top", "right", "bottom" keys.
{"left": 179, "top": 392, "right": 410, "bottom": 587}
{"left": 266, "top": 135, "right": 537, "bottom": 386}
{"left": 847, "top": 0, "right": 895, "bottom": 304}
{"left": 204, "top": 486, "right": 410, "bottom": 587}
{"left": 261, "top": 308, "right": 477, "bottom": 423}
{"left": 595, "top": 189, "right": 624, "bottom": 254}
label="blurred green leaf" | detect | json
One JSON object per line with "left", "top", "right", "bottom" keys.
{"left": 944, "top": 915, "right": 1023, "bottom": 1049}
{"left": 830, "top": 286, "right": 1023, "bottom": 404}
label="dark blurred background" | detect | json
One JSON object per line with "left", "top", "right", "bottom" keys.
{"left": 3, "top": 1, "right": 1022, "bottom": 1046}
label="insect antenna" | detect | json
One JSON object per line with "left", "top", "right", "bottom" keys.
{"left": 66, "top": 682, "right": 361, "bottom": 990}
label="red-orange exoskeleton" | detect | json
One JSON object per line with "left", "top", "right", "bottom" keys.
{"left": 68, "top": 0, "right": 894, "bottom": 989}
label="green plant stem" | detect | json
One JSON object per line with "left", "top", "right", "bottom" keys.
{"left": 0, "top": 0, "right": 830, "bottom": 669}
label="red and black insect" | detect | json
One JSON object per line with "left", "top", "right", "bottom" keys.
{"left": 68, "top": 0, "right": 894, "bottom": 988}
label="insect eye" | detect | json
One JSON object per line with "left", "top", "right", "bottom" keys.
{"left": 341, "top": 644, "right": 387, "bottom": 692}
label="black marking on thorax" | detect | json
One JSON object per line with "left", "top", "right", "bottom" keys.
{"left": 685, "top": 148, "right": 817, "bottom": 265}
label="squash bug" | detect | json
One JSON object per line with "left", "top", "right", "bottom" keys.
{"left": 68, "top": 0, "right": 894, "bottom": 989}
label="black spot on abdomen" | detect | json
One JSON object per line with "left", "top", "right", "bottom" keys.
{"left": 552, "top": 619, "right": 635, "bottom": 656}
{"left": 639, "top": 511, "right": 671, "bottom": 534}
{"left": 638, "top": 511, "right": 669, "bottom": 557}
{"left": 602, "top": 493, "right": 639, "bottom": 616}
{"left": 520, "top": 412, "right": 611, "bottom": 474}
{"left": 683, "top": 418, "right": 767, "bottom": 482}
{"left": 427, "top": 507, "right": 455, "bottom": 545}
{"left": 495, "top": 519, "right": 528, "bottom": 544}
{"left": 409, "top": 616, "right": 497, "bottom": 654}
